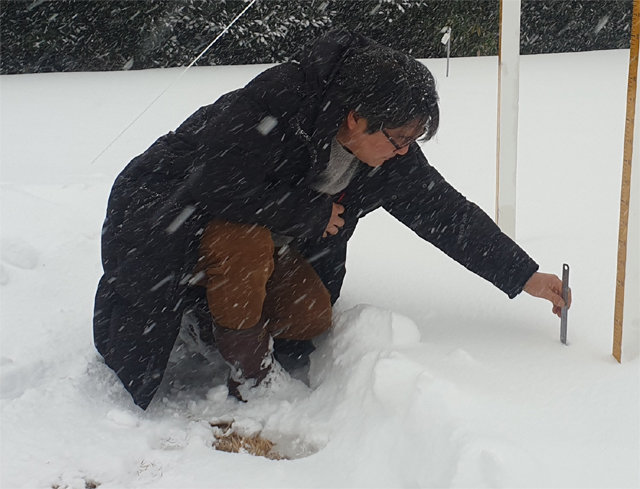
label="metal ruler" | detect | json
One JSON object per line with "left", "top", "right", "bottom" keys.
{"left": 561, "top": 264, "right": 570, "bottom": 345}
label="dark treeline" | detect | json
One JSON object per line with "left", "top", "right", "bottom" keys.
{"left": 0, "top": 0, "right": 633, "bottom": 75}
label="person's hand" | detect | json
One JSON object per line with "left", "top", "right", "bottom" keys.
{"left": 323, "top": 203, "right": 345, "bottom": 237}
{"left": 523, "top": 271, "right": 572, "bottom": 318}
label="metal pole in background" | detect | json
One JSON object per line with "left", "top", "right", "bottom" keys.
{"left": 440, "top": 26, "right": 451, "bottom": 77}
{"left": 495, "top": 0, "right": 521, "bottom": 239}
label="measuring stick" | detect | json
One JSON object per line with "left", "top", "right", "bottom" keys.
{"left": 561, "top": 264, "right": 570, "bottom": 345}
{"left": 613, "top": 0, "right": 639, "bottom": 362}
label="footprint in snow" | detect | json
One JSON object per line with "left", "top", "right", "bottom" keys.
{"left": 1, "top": 237, "right": 39, "bottom": 270}
{"left": 452, "top": 437, "right": 537, "bottom": 488}
{"left": 0, "top": 264, "right": 9, "bottom": 285}
{"left": 51, "top": 471, "right": 100, "bottom": 489}
{"left": 135, "top": 458, "right": 163, "bottom": 483}
{"left": 0, "top": 359, "right": 47, "bottom": 400}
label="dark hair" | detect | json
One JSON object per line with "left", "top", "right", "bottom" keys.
{"left": 333, "top": 45, "right": 440, "bottom": 140}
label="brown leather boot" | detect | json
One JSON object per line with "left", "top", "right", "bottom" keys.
{"left": 214, "top": 320, "right": 273, "bottom": 401}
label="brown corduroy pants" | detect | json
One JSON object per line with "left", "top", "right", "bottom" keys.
{"left": 195, "top": 219, "right": 332, "bottom": 340}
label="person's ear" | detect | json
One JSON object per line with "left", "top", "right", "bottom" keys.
{"left": 347, "top": 111, "right": 369, "bottom": 132}
{"left": 346, "top": 110, "right": 359, "bottom": 130}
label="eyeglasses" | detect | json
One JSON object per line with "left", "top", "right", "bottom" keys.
{"left": 381, "top": 127, "right": 423, "bottom": 151}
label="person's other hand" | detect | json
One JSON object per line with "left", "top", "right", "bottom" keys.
{"left": 523, "top": 271, "right": 572, "bottom": 318}
{"left": 323, "top": 203, "right": 345, "bottom": 237}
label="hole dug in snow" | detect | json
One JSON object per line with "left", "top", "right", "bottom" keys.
{"left": 211, "top": 421, "right": 284, "bottom": 460}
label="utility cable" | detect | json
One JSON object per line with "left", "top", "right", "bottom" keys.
{"left": 90, "top": 0, "right": 258, "bottom": 165}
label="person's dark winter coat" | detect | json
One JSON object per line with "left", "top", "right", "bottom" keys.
{"left": 93, "top": 30, "right": 538, "bottom": 409}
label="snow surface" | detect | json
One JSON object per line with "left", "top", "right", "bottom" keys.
{"left": 1, "top": 51, "right": 639, "bottom": 488}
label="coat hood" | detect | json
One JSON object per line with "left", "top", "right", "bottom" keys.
{"left": 291, "top": 29, "right": 371, "bottom": 101}
{"left": 289, "top": 30, "right": 374, "bottom": 152}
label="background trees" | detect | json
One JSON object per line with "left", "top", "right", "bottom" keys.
{"left": 0, "top": 0, "right": 632, "bottom": 74}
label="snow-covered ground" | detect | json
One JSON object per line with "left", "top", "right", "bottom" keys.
{"left": 1, "top": 50, "right": 639, "bottom": 488}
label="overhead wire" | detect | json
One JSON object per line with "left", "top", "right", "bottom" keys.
{"left": 90, "top": 0, "right": 258, "bottom": 165}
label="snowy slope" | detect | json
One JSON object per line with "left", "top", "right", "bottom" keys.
{"left": 1, "top": 51, "right": 638, "bottom": 488}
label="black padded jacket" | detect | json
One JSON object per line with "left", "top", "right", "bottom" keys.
{"left": 93, "top": 30, "right": 538, "bottom": 409}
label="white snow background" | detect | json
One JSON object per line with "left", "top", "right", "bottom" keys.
{"left": 1, "top": 50, "right": 639, "bottom": 488}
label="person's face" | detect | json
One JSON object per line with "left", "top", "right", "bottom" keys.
{"left": 337, "top": 111, "right": 425, "bottom": 168}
